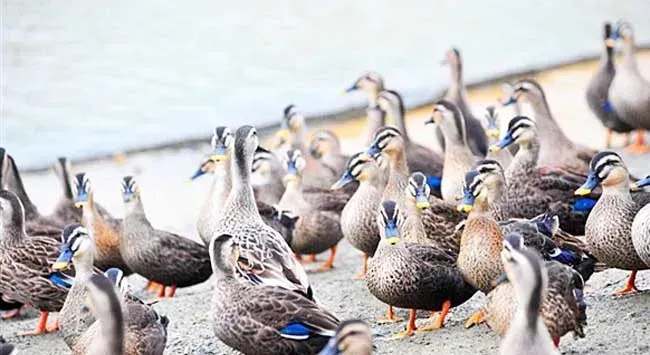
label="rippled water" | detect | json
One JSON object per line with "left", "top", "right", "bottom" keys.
{"left": 2, "top": 0, "right": 650, "bottom": 168}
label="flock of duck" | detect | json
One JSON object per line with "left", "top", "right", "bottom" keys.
{"left": 1, "top": 20, "right": 649, "bottom": 355}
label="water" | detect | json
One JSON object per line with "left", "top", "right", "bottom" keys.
{"left": 2, "top": 0, "right": 650, "bottom": 169}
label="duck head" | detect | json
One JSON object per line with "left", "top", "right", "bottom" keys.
{"left": 610, "top": 21, "right": 634, "bottom": 46}
{"left": 376, "top": 89, "right": 404, "bottom": 114}
{"left": 344, "top": 71, "right": 384, "bottom": 95}
{"left": 631, "top": 175, "right": 650, "bottom": 191}
{"left": 120, "top": 176, "right": 140, "bottom": 203}
{"left": 457, "top": 169, "right": 484, "bottom": 213}
{"left": 378, "top": 200, "right": 402, "bottom": 245}
{"left": 282, "top": 105, "right": 305, "bottom": 133}
{"left": 104, "top": 268, "right": 129, "bottom": 297}
{"left": 319, "top": 319, "right": 373, "bottom": 355}
{"left": 0, "top": 190, "right": 25, "bottom": 236}
{"left": 233, "top": 125, "right": 260, "bottom": 179}
{"left": 366, "top": 126, "right": 404, "bottom": 160}
{"left": 283, "top": 149, "right": 306, "bottom": 185}
{"left": 210, "top": 126, "right": 234, "bottom": 163}
{"left": 474, "top": 159, "right": 505, "bottom": 187}
{"left": 309, "top": 130, "right": 341, "bottom": 159}
{"left": 500, "top": 233, "right": 546, "bottom": 305}
{"left": 484, "top": 106, "right": 501, "bottom": 138}
{"left": 576, "top": 151, "right": 629, "bottom": 195}
{"left": 331, "top": 152, "right": 376, "bottom": 190}
{"left": 73, "top": 173, "right": 92, "bottom": 208}
{"left": 52, "top": 223, "right": 93, "bottom": 271}
{"left": 407, "top": 172, "right": 431, "bottom": 211}
{"left": 501, "top": 79, "right": 546, "bottom": 106}
{"left": 425, "top": 100, "right": 467, "bottom": 143}
{"left": 489, "top": 116, "right": 535, "bottom": 152}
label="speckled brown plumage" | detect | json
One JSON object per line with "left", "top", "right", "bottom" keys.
{"left": 458, "top": 215, "right": 504, "bottom": 293}
{"left": 486, "top": 261, "right": 586, "bottom": 341}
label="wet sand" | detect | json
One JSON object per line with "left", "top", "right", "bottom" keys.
{"left": 3, "top": 51, "right": 650, "bottom": 354}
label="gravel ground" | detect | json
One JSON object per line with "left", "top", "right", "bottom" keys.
{"left": 3, "top": 54, "right": 650, "bottom": 354}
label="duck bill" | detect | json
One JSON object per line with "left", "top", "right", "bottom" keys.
{"left": 486, "top": 125, "right": 500, "bottom": 138}
{"left": 52, "top": 248, "right": 73, "bottom": 271}
{"left": 366, "top": 144, "right": 382, "bottom": 159}
{"left": 631, "top": 176, "right": 650, "bottom": 191}
{"left": 500, "top": 95, "right": 517, "bottom": 106}
{"left": 210, "top": 145, "right": 228, "bottom": 163}
{"left": 122, "top": 191, "right": 135, "bottom": 203}
{"left": 575, "top": 173, "right": 600, "bottom": 196}
{"left": 344, "top": 83, "right": 359, "bottom": 93}
{"left": 331, "top": 172, "right": 354, "bottom": 190}
{"left": 75, "top": 191, "right": 89, "bottom": 208}
{"left": 456, "top": 191, "right": 475, "bottom": 213}
{"left": 489, "top": 132, "right": 514, "bottom": 152}
{"left": 424, "top": 116, "right": 438, "bottom": 125}
{"left": 384, "top": 223, "right": 399, "bottom": 244}
{"left": 189, "top": 167, "right": 207, "bottom": 181}
{"left": 415, "top": 194, "right": 430, "bottom": 210}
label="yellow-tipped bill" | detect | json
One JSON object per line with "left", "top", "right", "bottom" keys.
{"left": 486, "top": 129, "right": 500, "bottom": 138}
{"left": 630, "top": 182, "right": 639, "bottom": 191}
{"left": 574, "top": 187, "right": 591, "bottom": 196}
{"left": 52, "top": 261, "right": 70, "bottom": 271}
{"left": 386, "top": 237, "right": 400, "bottom": 245}
{"left": 457, "top": 204, "right": 472, "bottom": 213}
{"left": 488, "top": 145, "right": 501, "bottom": 152}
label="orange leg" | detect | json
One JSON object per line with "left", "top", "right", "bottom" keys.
{"left": 157, "top": 285, "right": 166, "bottom": 298}
{"left": 17, "top": 311, "right": 57, "bottom": 336}
{"left": 378, "top": 305, "right": 405, "bottom": 324}
{"left": 294, "top": 253, "right": 302, "bottom": 261}
{"left": 613, "top": 270, "right": 640, "bottom": 296}
{"left": 1, "top": 307, "right": 21, "bottom": 319}
{"left": 605, "top": 128, "right": 612, "bottom": 149}
{"left": 353, "top": 253, "right": 368, "bottom": 279}
{"left": 166, "top": 286, "right": 177, "bottom": 298}
{"left": 418, "top": 300, "right": 451, "bottom": 332}
{"left": 465, "top": 308, "right": 485, "bottom": 329}
{"left": 553, "top": 337, "right": 560, "bottom": 348}
{"left": 624, "top": 130, "right": 650, "bottom": 154}
{"left": 390, "top": 309, "right": 417, "bottom": 339}
{"left": 314, "top": 246, "right": 337, "bottom": 272}
{"left": 308, "top": 254, "right": 317, "bottom": 262}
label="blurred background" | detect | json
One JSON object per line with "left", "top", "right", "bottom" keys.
{"left": 2, "top": 0, "right": 650, "bottom": 169}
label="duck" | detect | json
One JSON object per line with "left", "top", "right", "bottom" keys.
{"left": 191, "top": 133, "right": 299, "bottom": 246}
{"left": 631, "top": 175, "right": 650, "bottom": 267}
{"left": 49, "top": 157, "right": 83, "bottom": 224}
{"left": 365, "top": 200, "right": 476, "bottom": 338}
{"left": 75, "top": 272, "right": 168, "bottom": 355}
{"left": 489, "top": 116, "right": 597, "bottom": 235}
{"left": 376, "top": 89, "right": 444, "bottom": 192}
{"left": 483, "top": 106, "right": 513, "bottom": 169}
{"left": 405, "top": 172, "right": 465, "bottom": 254}
{"left": 440, "top": 47, "right": 488, "bottom": 157}
{"left": 0, "top": 148, "right": 65, "bottom": 236}
{"left": 585, "top": 22, "right": 633, "bottom": 148}
{"left": 73, "top": 172, "right": 132, "bottom": 275}
{"left": 317, "top": 320, "right": 373, "bottom": 355}
{"left": 212, "top": 125, "right": 314, "bottom": 299}
{"left": 51, "top": 223, "right": 102, "bottom": 348}
{"left": 344, "top": 72, "right": 387, "bottom": 145}
{"left": 575, "top": 151, "right": 650, "bottom": 295}
{"left": 74, "top": 273, "right": 125, "bottom": 355}
{"left": 487, "top": 234, "right": 586, "bottom": 348}
{"left": 0, "top": 189, "right": 70, "bottom": 335}
{"left": 277, "top": 149, "right": 344, "bottom": 271}
{"left": 498, "top": 235, "right": 561, "bottom": 355}
{"left": 279, "top": 105, "right": 339, "bottom": 189}
{"left": 501, "top": 79, "right": 595, "bottom": 173}
{"left": 210, "top": 233, "right": 339, "bottom": 354}
{"left": 425, "top": 100, "right": 478, "bottom": 203}
{"left": 365, "top": 127, "right": 427, "bottom": 245}
{"left": 121, "top": 176, "right": 212, "bottom": 298}
{"left": 252, "top": 145, "right": 287, "bottom": 205}
{"left": 309, "top": 129, "right": 349, "bottom": 175}
{"left": 332, "top": 152, "right": 385, "bottom": 278}
{"left": 195, "top": 126, "right": 234, "bottom": 245}
{"left": 608, "top": 21, "right": 650, "bottom": 153}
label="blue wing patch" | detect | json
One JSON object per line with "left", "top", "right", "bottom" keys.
{"left": 279, "top": 322, "right": 313, "bottom": 340}
{"left": 602, "top": 101, "right": 614, "bottom": 112}
{"left": 427, "top": 175, "right": 442, "bottom": 189}
{"left": 49, "top": 272, "right": 73, "bottom": 288}
{"left": 573, "top": 197, "right": 596, "bottom": 212}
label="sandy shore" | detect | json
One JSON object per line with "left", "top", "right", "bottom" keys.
{"left": 3, "top": 51, "right": 650, "bottom": 354}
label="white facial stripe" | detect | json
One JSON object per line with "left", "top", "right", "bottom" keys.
{"left": 594, "top": 155, "right": 621, "bottom": 172}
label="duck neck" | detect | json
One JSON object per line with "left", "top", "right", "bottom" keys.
{"left": 385, "top": 99, "right": 410, "bottom": 142}
{"left": 124, "top": 196, "right": 146, "bottom": 218}
{"left": 448, "top": 60, "right": 464, "bottom": 92}
{"left": 73, "top": 253, "right": 95, "bottom": 279}
{"left": 602, "top": 176, "right": 633, "bottom": 197}
{"left": 2, "top": 215, "right": 27, "bottom": 247}
{"left": 278, "top": 178, "right": 308, "bottom": 211}
{"left": 81, "top": 192, "right": 97, "bottom": 231}
{"left": 228, "top": 156, "right": 260, "bottom": 218}
{"left": 525, "top": 99, "right": 571, "bottom": 147}
{"left": 6, "top": 157, "right": 38, "bottom": 219}
{"left": 365, "top": 106, "right": 386, "bottom": 146}
{"left": 98, "top": 298, "right": 125, "bottom": 355}
{"left": 621, "top": 38, "right": 640, "bottom": 73}
{"left": 385, "top": 150, "right": 410, "bottom": 198}
{"left": 516, "top": 271, "right": 544, "bottom": 331}
{"left": 487, "top": 179, "right": 509, "bottom": 220}
{"left": 59, "top": 164, "right": 74, "bottom": 200}
{"left": 468, "top": 197, "right": 492, "bottom": 219}
{"left": 212, "top": 157, "right": 231, "bottom": 209}
{"left": 291, "top": 127, "right": 308, "bottom": 151}
{"left": 506, "top": 139, "right": 539, "bottom": 183}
